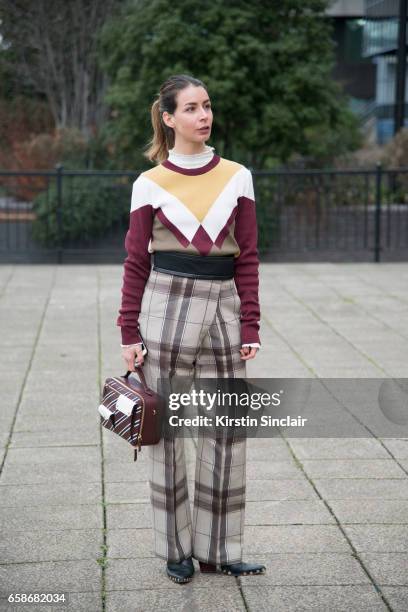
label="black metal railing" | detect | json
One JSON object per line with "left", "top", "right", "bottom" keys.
{"left": 0, "top": 164, "right": 407, "bottom": 263}
{"left": 252, "top": 164, "right": 408, "bottom": 262}
{"left": 0, "top": 167, "right": 136, "bottom": 263}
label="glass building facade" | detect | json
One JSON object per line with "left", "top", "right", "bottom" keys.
{"left": 362, "top": 0, "right": 408, "bottom": 143}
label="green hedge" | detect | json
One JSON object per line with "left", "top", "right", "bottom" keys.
{"left": 32, "top": 178, "right": 130, "bottom": 247}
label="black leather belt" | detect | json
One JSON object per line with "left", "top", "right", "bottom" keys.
{"left": 153, "top": 251, "right": 235, "bottom": 280}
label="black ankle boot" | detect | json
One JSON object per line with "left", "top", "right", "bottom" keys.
{"left": 166, "top": 556, "right": 195, "bottom": 583}
{"left": 221, "top": 561, "right": 266, "bottom": 576}
{"left": 199, "top": 560, "right": 266, "bottom": 576}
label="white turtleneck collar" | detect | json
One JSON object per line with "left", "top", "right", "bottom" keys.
{"left": 167, "top": 144, "right": 215, "bottom": 168}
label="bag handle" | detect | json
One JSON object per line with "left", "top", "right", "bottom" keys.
{"left": 123, "top": 364, "right": 153, "bottom": 395}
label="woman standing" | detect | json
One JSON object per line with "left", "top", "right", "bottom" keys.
{"left": 117, "top": 74, "right": 265, "bottom": 584}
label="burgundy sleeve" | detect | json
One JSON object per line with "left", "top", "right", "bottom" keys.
{"left": 116, "top": 179, "right": 153, "bottom": 345}
{"left": 233, "top": 169, "right": 261, "bottom": 346}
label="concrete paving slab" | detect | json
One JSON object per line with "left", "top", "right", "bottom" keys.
{"left": 9, "top": 428, "right": 98, "bottom": 446}
{"left": 381, "top": 586, "right": 408, "bottom": 612}
{"left": 0, "top": 481, "right": 101, "bottom": 507}
{"left": 1, "top": 460, "right": 101, "bottom": 486}
{"left": 243, "top": 524, "right": 350, "bottom": 554}
{"left": 0, "top": 592, "right": 101, "bottom": 612}
{"left": 343, "top": 525, "right": 408, "bottom": 553}
{"left": 313, "top": 478, "right": 408, "bottom": 499}
{"left": 104, "top": 481, "right": 151, "bottom": 504}
{"left": 0, "top": 504, "right": 102, "bottom": 532}
{"left": 3, "top": 445, "right": 100, "bottom": 466}
{"left": 288, "top": 438, "right": 391, "bottom": 459}
{"left": 326, "top": 499, "right": 408, "bottom": 524}
{"left": 360, "top": 553, "right": 408, "bottom": 585}
{"left": 299, "top": 459, "right": 406, "bottom": 479}
{"left": 105, "top": 557, "right": 238, "bottom": 591}
{"left": 245, "top": 460, "right": 305, "bottom": 480}
{"left": 0, "top": 433, "right": 9, "bottom": 446}
{"left": 245, "top": 479, "right": 318, "bottom": 501}
{"left": 0, "top": 529, "right": 103, "bottom": 563}
{"left": 0, "top": 559, "right": 100, "bottom": 593}
{"left": 1, "top": 263, "right": 408, "bottom": 612}
{"left": 107, "top": 528, "right": 155, "bottom": 559}
{"left": 245, "top": 500, "right": 336, "bottom": 525}
{"left": 242, "top": 585, "right": 387, "bottom": 611}
{"left": 105, "top": 503, "right": 153, "bottom": 530}
{"left": 103, "top": 459, "right": 150, "bottom": 483}
{"left": 381, "top": 438, "right": 408, "bottom": 458}
{"left": 105, "top": 587, "right": 246, "bottom": 612}
{"left": 238, "top": 552, "right": 370, "bottom": 585}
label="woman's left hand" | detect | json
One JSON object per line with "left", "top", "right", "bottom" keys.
{"left": 239, "top": 346, "right": 258, "bottom": 360}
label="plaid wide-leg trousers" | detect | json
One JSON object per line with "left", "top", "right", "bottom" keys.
{"left": 138, "top": 269, "right": 247, "bottom": 565}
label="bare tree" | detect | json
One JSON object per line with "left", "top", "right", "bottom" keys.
{"left": 0, "top": 0, "right": 118, "bottom": 138}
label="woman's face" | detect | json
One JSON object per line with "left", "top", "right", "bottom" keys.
{"left": 163, "top": 85, "right": 213, "bottom": 146}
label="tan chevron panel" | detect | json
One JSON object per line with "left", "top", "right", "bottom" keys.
{"left": 143, "top": 158, "right": 242, "bottom": 222}
{"left": 150, "top": 215, "right": 240, "bottom": 255}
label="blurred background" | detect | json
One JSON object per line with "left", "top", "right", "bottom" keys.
{"left": 0, "top": 0, "right": 407, "bottom": 263}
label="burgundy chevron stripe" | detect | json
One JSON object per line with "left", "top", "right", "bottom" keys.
{"left": 156, "top": 209, "right": 190, "bottom": 248}
{"left": 214, "top": 206, "right": 239, "bottom": 248}
{"left": 191, "top": 225, "right": 213, "bottom": 255}
{"left": 161, "top": 154, "right": 220, "bottom": 175}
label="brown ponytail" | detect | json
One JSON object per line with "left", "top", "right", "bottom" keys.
{"left": 144, "top": 74, "right": 208, "bottom": 164}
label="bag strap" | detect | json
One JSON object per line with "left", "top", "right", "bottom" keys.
{"left": 123, "top": 364, "right": 153, "bottom": 395}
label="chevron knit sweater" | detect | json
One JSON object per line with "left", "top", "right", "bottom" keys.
{"left": 117, "top": 146, "right": 261, "bottom": 348}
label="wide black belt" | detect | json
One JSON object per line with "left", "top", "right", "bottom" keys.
{"left": 153, "top": 251, "right": 235, "bottom": 280}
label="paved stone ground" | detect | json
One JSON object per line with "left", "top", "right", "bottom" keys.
{"left": 0, "top": 263, "right": 407, "bottom": 612}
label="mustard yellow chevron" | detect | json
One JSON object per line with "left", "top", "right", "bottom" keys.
{"left": 142, "top": 158, "right": 242, "bottom": 222}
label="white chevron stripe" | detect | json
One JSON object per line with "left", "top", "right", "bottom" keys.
{"left": 201, "top": 166, "right": 250, "bottom": 240}
{"left": 131, "top": 175, "right": 196, "bottom": 239}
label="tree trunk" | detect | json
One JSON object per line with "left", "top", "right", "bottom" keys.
{"left": 0, "top": 0, "right": 117, "bottom": 139}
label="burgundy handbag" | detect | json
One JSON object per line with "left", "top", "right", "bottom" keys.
{"left": 98, "top": 366, "right": 165, "bottom": 461}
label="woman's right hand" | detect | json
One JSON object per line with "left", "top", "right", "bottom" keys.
{"left": 121, "top": 344, "right": 145, "bottom": 372}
